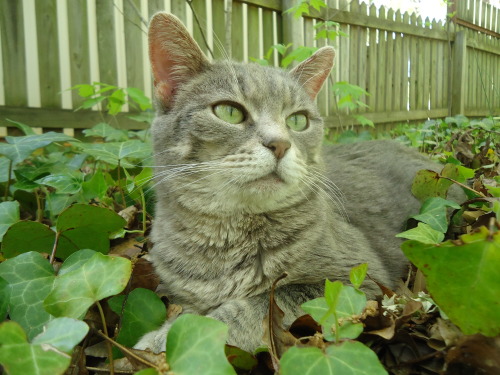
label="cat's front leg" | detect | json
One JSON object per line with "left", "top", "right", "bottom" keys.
{"left": 134, "top": 283, "right": 324, "bottom": 353}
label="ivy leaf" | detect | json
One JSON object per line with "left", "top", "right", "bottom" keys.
{"left": 402, "top": 227, "right": 500, "bottom": 337}
{"left": 0, "top": 200, "right": 20, "bottom": 241}
{"left": 349, "top": 263, "right": 368, "bottom": 289}
{"left": 108, "top": 288, "right": 167, "bottom": 357}
{"left": 412, "top": 164, "right": 460, "bottom": 202}
{"left": 73, "top": 140, "right": 152, "bottom": 168}
{"left": 5, "top": 119, "right": 37, "bottom": 135}
{"left": 281, "top": 47, "right": 317, "bottom": 68}
{"left": 166, "top": 314, "right": 236, "bottom": 375}
{"left": 44, "top": 251, "right": 131, "bottom": 319}
{"left": 36, "top": 171, "right": 84, "bottom": 195}
{"left": 2, "top": 205, "right": 126, "bottom": 259}
{"left": 31, "top": 317, "right": 89, "bottom": 353}
{"left": 411, "top": 197, "right": 461, "bottom": 232}
{"left": 0, "top": 252, "right": 55, "bottom": 339}
{"left": 396, "top": 222, "right": 445, "bottom": 244}
{"left": 0, "top": 321, "right": 72, "bottom": 375}
{"left": 280, "top": 341, "right": 387, "bottom": 375}
{"left": 0, "top": 132, "right": 77, "bottom": 165}
{"left": 81, "top": 170, "right": 109, "bottom": 201}
{"left": 83, "top": 122, "right": 129, "bottom": 142}
{"left": 0, "top": 276, "right": 10, "bottom": 320}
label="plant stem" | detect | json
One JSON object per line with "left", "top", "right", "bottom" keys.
{"left": 49, "top": 231, "right": 61, "bottom": 265}
{"left": 96, "top": 330, "right": 158, "bottom": 369}
{"left": 440, "top": 175, "right": 487, "bottom": 197}
{"left": 35, "top": 189, "right": 43, "bottom": 222}
{"left": 3, "top": 159, "right": 13, "bottom": 200}
{"left": 96, "top": 301, "right": 115, "bottom": 375}
{"left": 117, "top": 160, "right": 126, "bottom": 206}
{"left": 140, "top": 188, "right": 147, "bottom": 234}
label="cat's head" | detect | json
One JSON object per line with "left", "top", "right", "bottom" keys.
{"left": 148, "top": 13, "right": 334, "bottom": 214}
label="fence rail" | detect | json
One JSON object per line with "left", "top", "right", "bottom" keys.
{"left": 0, "top": 0, "right": 499, "bottom": 136}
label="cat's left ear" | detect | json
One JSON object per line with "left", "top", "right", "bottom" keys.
{"left": 148, "top": 12, "right": 209, "bottom": 107}
{"left": 290, "top": 47, "right": 335, "bottom": 100}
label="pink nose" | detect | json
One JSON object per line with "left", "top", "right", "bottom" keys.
{"left": 264, "top": 140, "right": 291, "bottom": 159}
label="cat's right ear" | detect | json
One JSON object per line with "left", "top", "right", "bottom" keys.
{"left": 148, "top": 13, "right": 209, "bottom": 107}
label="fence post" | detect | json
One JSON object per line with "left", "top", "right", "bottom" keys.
{"left": 451, "top": 30, "right": 467, "bottom": 115}
{"left": 282, "top": 0, "right": 303, "bottom": 57}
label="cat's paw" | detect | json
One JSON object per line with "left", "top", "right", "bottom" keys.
{"left": 134, "top": 321, "right": 171, "bottom": 353}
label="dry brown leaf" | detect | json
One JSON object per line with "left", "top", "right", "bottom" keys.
{"left": 130, "top": 257, "right": 160, "bottom": 291}
{"left": 446, "top": 334, "right": 500, "bottom": 375}
{"left": 118, "top": 205, "right": 138, "bottom": 228}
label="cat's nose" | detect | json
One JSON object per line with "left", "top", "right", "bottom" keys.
{"left": 264, "top": 140, "right": 291, "bottom": 159}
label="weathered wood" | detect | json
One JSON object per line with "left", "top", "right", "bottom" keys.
{"left": 231, "top": 1, "right": 244, "bottom": 61}
{"left": 261, "top": 8, "right": 274, "bottom": 60}
{"left": 36, "top": 0, "right": 60, "bottom": 108}
{"left": 170, "top": 0, "right": 187, "bottom": 24}
{"left": 96, "top": 0, "right": 118, "bottom": 85}
{"left": 67, "top": 0, "right": 90, "bottom": 107}
{"left": 247, "top": 4, "right": 260, "bottom": 60}
{"left": 191, "top": 0, "right": 209, "bottom": 56}
{"left": 124, "top": 0, "right": 145, "bottom": 91}
{"left": 211, "top": 0, "right": 226, "bottom": 59}
{"left": 282, "top": 0, "right": 303, "bottom": 52}
{"left": 0, "top": 106, "right": 149, "bottom": 130}
{"left": 237, "top": 0, "right": 281, "bottom": 12}
{"left": 451, "top": 31, "right": 467, "bottom": 115}
{"left": 366, "top": 4, "right": 378, "bottom": 111}
{"left": 0, "top": 0, "right": 27, "bottom": 107}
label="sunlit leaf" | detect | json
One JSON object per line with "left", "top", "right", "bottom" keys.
{"left": 396, "top": 222, "right": 445, "bottom": 244}
{"left": 0, "top": 252, "right": 55, "bottom": 339}
{"left": 402, "top": 227, "right": 500, "bottom": 337}
{"left": 44, "top": 251, "right": 131, "bottom": 319}
{"left": 0, "top": 200, "right": 20, "bottom": 242}
{"left": 31, "top": 317, "right": 89, "bottom": 353}
{"left": 167, "top": 314, "right": 236, "bottom": 375}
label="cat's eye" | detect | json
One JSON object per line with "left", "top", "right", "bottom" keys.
{"left": 286, "top": 113, "right": 308, "bottom": 131}
{"left": 213, "top": 103, "right": 245, "bottom": 124}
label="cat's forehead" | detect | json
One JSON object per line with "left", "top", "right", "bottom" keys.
{"left": 201, "top": 61, "right": 312, "bottom": 112}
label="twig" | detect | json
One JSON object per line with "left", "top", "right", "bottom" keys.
{"left": 96, "top": 330, "right": 158, "bottom": 369}
{"left": 85, "top": 367, "right": 134, "bottom": 374}
{"left": 439, "top": 175, "right": 486, "bottom": 198}
{"left": 49, "top": 231, "right": 61, "bottom": 265}
{"left": 3, "top": 159, "right": 12, "bottom": 200}
{"left": 186, "top": 0, "right": 215, "bottom": 59}
{"left": 96, "top": 301, "right": 115, "bottom": 375}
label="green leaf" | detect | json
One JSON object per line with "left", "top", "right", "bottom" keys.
{"left": 396, "top": 222, "right": 445, "bottom": 244}
{"left": 166, "top": 314, "right": 236, "bottom": 375}
{"left": 281, "top": 47, "right": 317, "bottom": 68}
{"left": 36, "top": 171, "right": 84, "bottom": 194}
{"left": 0, "top": 321, "right": 71, "bottom": 375}
{"left": 82, "top": 170, "right": 109, "bottom": 201}
{"left": 45, "top": 193, "right": 79, "bottom": 218}
{"left": 72, "top": 140, "right": 152, "bottom": 168}
{"left": 0, "top": 132, "right": 77, "bottom": 165}
{"left": 402, "top": 227, "right": 500, "bottom": 337}
{"left": 31, "top": 317, "right": 89, "bottom": 353}
{"left": 411, "top": 197, "right": 461, "bottom": 232}
{"left": 225, "top": 346, "right": 258, "bottom": 371}
{"left": 0, "top": 276, "right": 10, "bottom": 320}
{"left": 1, "top": 221, "right": 56, "bottom": 258}
{"left": 44, "top": 251, "right": 131, "bottom": 319}
{"left": 411, "top": 164, "right": 460, "bottom": 202}
{"left": 134, "top": 369, "right": 160, "bottom": 375}
{"left": 350, "top": 263, "right": 368, "bottom": 289}
{"left": 6, "top": 119, "right": 37, "bottom": 135}
{"left": 2, "top": 205, "right": 125, "bottom": 259}
{"left": 324, "top": 279, "right": 342, "bottom": 311}
{"left": 58, "top": 249, "right": 97, "bottom": 276}
{"left": 0, "top": 200, "right": 20, "bottom": 242}
{"left": 108, "top": 288, "right": 167, "bottom": 357}
{"left": 127, "top": 87, "right": 152, "bottom": 111}
{"left": 83, "top": 122, "right": 129, "bottom": 141}
{"left": 0, "top": 252, "right": 55, "bottom": 339}
{"left": 280, "top": 341, "right": 387, "bottom": 375}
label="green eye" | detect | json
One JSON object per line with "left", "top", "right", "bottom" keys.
{"left": 213, "top": 104, "right": 244, "bottom": 124}
{"left": 286, "top": 113, "right": 308, "bottom": 131}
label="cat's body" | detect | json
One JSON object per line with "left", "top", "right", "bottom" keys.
{"left": 135, "top": 13, "right": 439, "bottom": 353}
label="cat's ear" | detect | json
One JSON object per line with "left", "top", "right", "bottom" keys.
{"left": 290, "top": 47, "right": 335, "bottom": 100}
{"left": 148, "top": 12, "right": 209, "bottom": 106}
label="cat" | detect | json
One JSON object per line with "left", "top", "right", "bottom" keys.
{"left": 135, "top": 12, "right": 444, "bottom": 353}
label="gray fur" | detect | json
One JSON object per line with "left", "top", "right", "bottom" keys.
{"left": 135, "top": 13, "right": 440, "bottom": 353}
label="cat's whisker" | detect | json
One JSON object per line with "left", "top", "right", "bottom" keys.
{"left": 308, "top": 167, "right": 347, "bottom": 203}
{"left": 301, "top": 174, "right": 349, "bottom": 221}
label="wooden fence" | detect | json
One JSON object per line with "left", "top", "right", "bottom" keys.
{"left": 0, "top": 0, "right": 499, "bottom": 136}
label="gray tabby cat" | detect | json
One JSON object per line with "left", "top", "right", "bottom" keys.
{"left": 135, "top": 12, "right": 439, "bottom": 353}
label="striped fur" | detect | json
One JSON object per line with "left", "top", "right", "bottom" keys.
{"left": 135, "top": 13, "right": 437, "bottom": 353}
